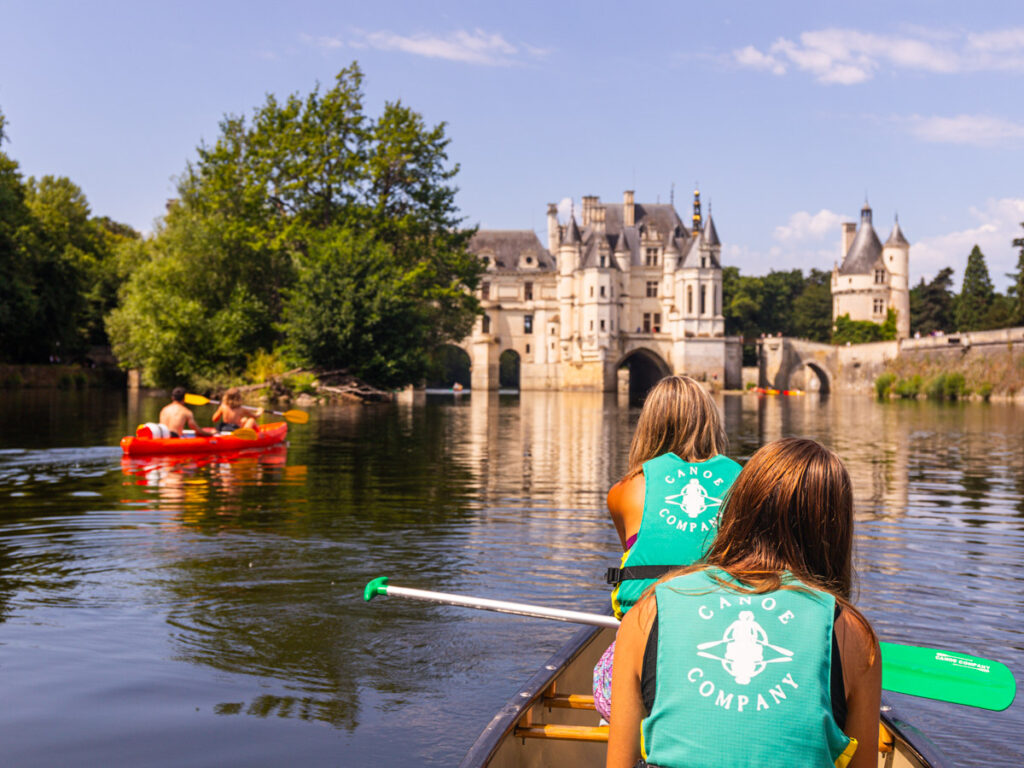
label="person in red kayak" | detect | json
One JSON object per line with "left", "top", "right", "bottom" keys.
{"left": 210, "top": 387, "right": 262, "bottom": 433}
{"left": 159, "top": 387, "right": 214, "bottom": 438}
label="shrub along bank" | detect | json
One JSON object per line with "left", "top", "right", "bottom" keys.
{"left": 874, "top": 348, "right": 1024, "bottom": 402}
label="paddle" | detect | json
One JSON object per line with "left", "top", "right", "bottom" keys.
{"left": 363, "top": 577, "right": 1016, "bottom": 712}
{"left": 184, "top": 393, "right": 309, "bottom": 425}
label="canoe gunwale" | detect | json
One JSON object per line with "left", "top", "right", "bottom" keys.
{"left": 458, "top": 622, "right": 600, "bottom": 768}
{"left": 459, "top": 621, "right": 954, "bottom": 768}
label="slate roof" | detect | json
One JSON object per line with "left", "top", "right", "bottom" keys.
{"left": 839, "top": 206, "right": 883, "bottom": 275}
{"left": 468, "top": 230, "right": 555, "bottom": 271}
{"left": 885, "top": 219, "right": 909, "bottom": 247}
{"left": 704, "top": 214, "right": 720, "bottom": 246}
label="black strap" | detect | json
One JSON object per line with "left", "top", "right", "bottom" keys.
{"left": 606, "top": 565, "right": 675, "bottom": 585}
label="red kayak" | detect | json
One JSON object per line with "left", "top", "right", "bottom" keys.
{"left": 120, "top": 421, "right": 288, "bottom": 455}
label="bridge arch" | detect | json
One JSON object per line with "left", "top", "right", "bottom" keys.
{"left": 427, "top": 344, "right": 472, "bottom": 389}
{"left": 499, "top": 349, "right": 521, "bottom": 391}
{"left": 616, "top": 348, "right": 672, "bottom": 405}
{"left": 786, "top": 361, "right": 831, "bottom": 393}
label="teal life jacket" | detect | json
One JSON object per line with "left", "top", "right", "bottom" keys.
{"left": 610, "top": 453, "right": 741, "bottom": 619}
{"left": 641, "top": 569, "right": 856, "bottom": 768}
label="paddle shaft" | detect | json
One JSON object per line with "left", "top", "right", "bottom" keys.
{"left": 184, "top": 393, "right": 307, "bottom": 424}
{"left": 364, "top": 578, "right": 1016, "bottom": 711}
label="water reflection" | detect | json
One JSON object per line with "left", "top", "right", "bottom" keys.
{"left": 0, "top": 391, "right": 1021, "bottom": 766}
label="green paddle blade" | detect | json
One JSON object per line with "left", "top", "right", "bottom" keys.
{"left": 880, "top": 641, "right": 1016, "bottom": 711}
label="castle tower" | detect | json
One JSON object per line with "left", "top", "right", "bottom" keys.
{"left": 884, "top": 216, "right": 911, "bottom": 339}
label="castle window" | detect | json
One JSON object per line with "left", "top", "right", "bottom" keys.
{"left": 701, "top": 256, "right": 707, "bottom": 268}
{"left": 645, "top": 248, "right": 660, "bottom": 267}
{"left": 646, "top": 281, "right": 658, "bottom": 298}
{"left": 600, "top": 254, "right": 607, "bottom": 268}
{"left": 590, "top": 320, "right": 594, "bottom": 331}
{"left": 482, "top": 314, "right": 491, "bottom": 333}
{"left": 654, "top": 313, "right": 662, "bottom": 333}
{"left": 550, "top": 341, "right": 555, "bottom": 350}
{"left": 526, "top": 256, "right": 533, "bottom": 265}
{"left": 700, "top": 285, "right": 707, "bottom": 315}
{"left": 526, "top": 343, "right": 531, "bottom": 354}
{"left": 600, "top": 319, "right": 606, "bottom": 331}
{"left": 524, "top": 281, "right": 533, "bottom": 301}
{"left": 524, "top": 314, "right": 534, "bottom": 334}
{"left": 549, "top": 325, "right": 556, "bottom": 335}
{"left": 600, "top": 285, "right": 606, "bottom": 297}
{"left": 481, "top": 281, "right": 490, "bottom": 300}
{"left": 687, "top": 285, "right": 693, "bottom": 314}
{"left": 873, "top": 299, "right": 885, "bottom": 315}
{"left": 874, "top": 269, "right": 886, "bottom": 284}
{"left": 643, "top": 313, "right": 652, "bottom": 333}
{"left": 590, "top": 286, "right": 594, "bottom": 297}
{"left": 610, "top": 319, "right": 614, "bottom": 331}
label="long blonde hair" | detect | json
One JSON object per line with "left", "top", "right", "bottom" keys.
{"left": 626, "top": 375, "right": 726, "bottom": 473}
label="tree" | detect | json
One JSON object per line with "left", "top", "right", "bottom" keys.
{"left": 910, "top": 267, "right": 956, "bottom": 336}
{"left": 833, "top": 309, "right": 897, "bottom": 344}
{"left": 109, "top": 63, "right": 482, "bottom": 388}
{"left": 955, "top": 245, "right": 996, "bottom": 331}
{"left": 791, "top": 268, "right": 832, "bottom": 342}
{"left": 1011, "top": 223, "right": 1024, "bottom": 326}
{"left": 0, "top": 109, "right": 38, "bottom": 361}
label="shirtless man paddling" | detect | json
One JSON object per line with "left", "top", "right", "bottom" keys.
{"left": 159, "top": 387, "right": 215, "bottom": 438}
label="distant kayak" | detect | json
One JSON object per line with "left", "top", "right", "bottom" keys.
{"left": 753, "top": 387, "right": 804, "bottom": 396}
{"left": 120, "top": 421, "right": 288, "bottom": 455}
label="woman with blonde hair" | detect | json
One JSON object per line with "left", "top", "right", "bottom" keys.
{"left": 211, "top": 387, "right": 262, "bottom": 433}
{"left": 594, "top": 375, "right": 742, "bottom": 720}
{"left": 607, "top": 438, "right": 881, "bottom": 768}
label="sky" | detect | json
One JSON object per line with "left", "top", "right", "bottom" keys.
{"left": 1, "top": 1, "right": 1023, "bottom": 289}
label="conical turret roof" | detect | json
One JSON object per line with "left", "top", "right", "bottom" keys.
{"left": 839, "top": 205, "right": 882, "bottom": 275}
{"left": 885, "top": 218, "right": 909, "bottom": 247}
{"left": 704, "top": 214, "right": 720, "bottom": 246}
{"left": 564, "top": 215, "right": 581, "bottom": 245}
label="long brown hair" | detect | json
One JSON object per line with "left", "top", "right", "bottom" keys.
{"left": 705, "top": 437, "right": 853, "bottom": 598}
{"left": 626, "top": 375, "right": 726, "bottom": 473}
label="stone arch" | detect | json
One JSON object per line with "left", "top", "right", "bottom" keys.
{"left": 426, "top": 344, "right": 472, "bottom": 389}
{"left": 499, "top": 349, "right": 521, "bottom": 391}
{"left": 785, "top": 361, "right": 831, "bottom": 394}
{"left": 617, "top": 348, "right": 672, "bottom": 405}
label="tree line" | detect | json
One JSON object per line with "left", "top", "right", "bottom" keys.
{"left": 1, "top": 64, "right": 484, "bottom": 390}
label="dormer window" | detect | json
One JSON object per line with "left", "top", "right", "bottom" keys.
{"left": 701, "top": 256, "right": 707, "bottom": 268}
{"left": 600, "top": 254, "right": 607, "bottom": 268}
{"left": 481, "top": 281, "right": 490, "bottom": 300}
{"left": 645, "top": 248, "right": 659, "bottom": 267}
{"left": 874, "top": 269, "right": 886, "bottom": 284}
{"left": 526, "top": 256, "right": 533, "bottom": 265}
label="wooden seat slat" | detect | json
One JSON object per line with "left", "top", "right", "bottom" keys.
{"left": 514, "top": 724, "right": 609, "bottom": 742}
{"left": 542, "top": 693, "right": 596, "bottom": 710}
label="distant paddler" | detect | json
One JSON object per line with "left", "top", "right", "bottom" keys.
{"left": 150, "top": 386, "right": 215, "bottom": 438}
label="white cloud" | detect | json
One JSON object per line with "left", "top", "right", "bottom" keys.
{"left": 898, "top": 114, "right": 1024, "bottom": 147}
{"left": 912, "top": 198, "right": 1024, "bottom": 289}
{"left": 774, "top": 209, "right": 845, "bottom": 244}
{"left": 305, "top": 28, "right": 547, "bottom": 66}
{"left": 735, "top": 26, "right": 1024, "bottom": 84}
{"left": 556, "top": 197, "right": 575, "bottom": 224}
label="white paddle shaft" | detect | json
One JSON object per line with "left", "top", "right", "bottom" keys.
{"left": 384, "top": 585, "right": 620, "bottom": 629}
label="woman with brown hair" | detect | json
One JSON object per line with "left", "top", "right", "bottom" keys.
{"left": 594, "top": 375, "right": 742, "bottom": 720}
{"left": 211, "top": 387, "right": 262, "bottom": 433}
{"left": 607, "top": 438, "right": 881, "bottom": 768}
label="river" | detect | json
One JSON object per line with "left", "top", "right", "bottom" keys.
{"left": 0, "top": 389, "right": 1020, "bottom": 766}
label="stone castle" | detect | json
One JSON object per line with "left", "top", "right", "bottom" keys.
{"left": 462, "top": 190, "right": 741, "bottom": 394}
{"left": 831, "top": 203, "right": 911, "bottom": 339}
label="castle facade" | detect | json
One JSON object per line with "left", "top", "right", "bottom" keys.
{"left": 831, "top": 203, "right": 911, "bottom": 339}
{"left": 462, "top": 190, "right": 741, "bottom": 393}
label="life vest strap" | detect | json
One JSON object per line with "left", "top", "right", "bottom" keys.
{"left": 606, "top": 565, "right": 675, "bottom": 585}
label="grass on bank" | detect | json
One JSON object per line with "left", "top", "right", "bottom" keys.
{"left": 875, "top": 347, "right": 1024, "bottom": 401}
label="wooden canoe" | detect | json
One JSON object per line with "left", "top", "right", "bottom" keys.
{"left": 460, "top": 623, "right": 951, "bottom": 768}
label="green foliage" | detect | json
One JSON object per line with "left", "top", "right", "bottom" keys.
{"left": 832, "top": 309, "right": 898, "bottom": 344}
{"left": 892, "top": 375, "right": 922, "bottom": 398}
{"left": 285, "top": 372, "right": 318, "bottom": 395}
{"left": 910, "top": 267, "right": 956, "bottom": 336}
{"left": 1011, "top": 223, "right": 1024, "bottom": 326}
{"left": 874, "top": 372, "right": 896, "bottom": 398}
{"left": 956, "top": 245, "right": 996, "bottom": 331}
{"left": 924, "top": 374, "right": 947, "bottom": 400}
{"left": 978, "top": 381, "right": 994, "bottom": 400}
{"left": 924, "top": 372, "right": 967, "bottom": 400}
{"left": 791, "top": 269, "right": 833, "bottom": 342}
{"left": 111, "top": 64, "right": 481, "bottom": 389}
{"left": 246, "top": 348, "right": 289, "bottom": 384}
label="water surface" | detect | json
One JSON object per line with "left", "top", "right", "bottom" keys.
{"left": 0, "top": 389, "right": 1020, "bottom": 766}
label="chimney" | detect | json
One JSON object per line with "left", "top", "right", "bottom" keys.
{"left": 623, "top": 190, "right": 635, "bottom": 227}
{"left": 547, "top": 203, "right": 559, "bottom": 254}
{"left": 841, "top": 222, "right": 857, "bottom": 257}
{"left": 582, "top": 195, "right": 598, "bottom": 226}
{"left": 593, "top": 205, "right": 606, "bottom": 233}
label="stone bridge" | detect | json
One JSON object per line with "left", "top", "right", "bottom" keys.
{"left": 758, "top": 337, "right": 837, "bottom": 393}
